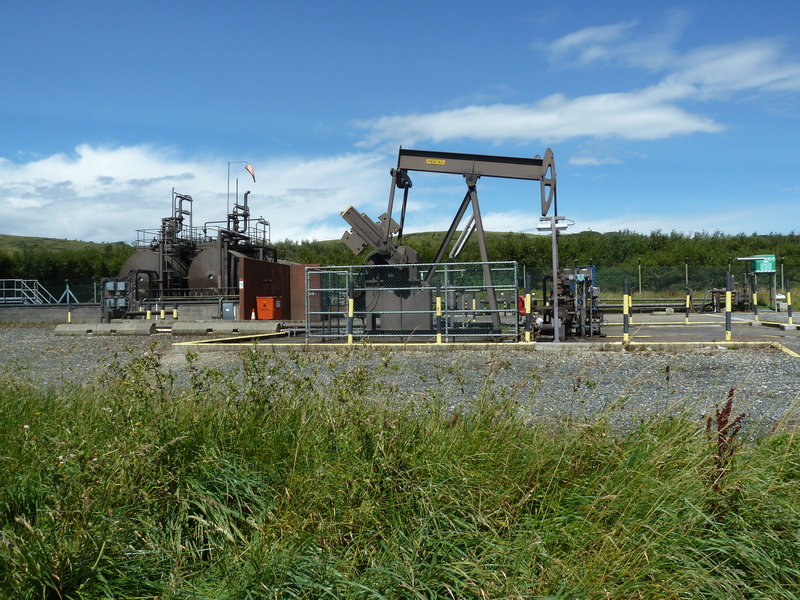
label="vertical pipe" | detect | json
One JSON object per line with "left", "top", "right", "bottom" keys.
{"left": 347, "top": 280, "right": 354, "bottom": 345}
{"left": 66, "top": 280, "right": 72, "bottom": 324}
{"left": 542, "top": 276, "right": 548, "bottom": 308}
{"left": 637, "top": 259, "right": 642, "bottom": 295}
{"left": 685, "top": 258, "right": 689, "bottom": 290}
{"left": 773, "top": 273, "right": 778, "bottom": 312}
{"left": 436, "top": 283, "right": 443, "bottom": 345}
{"left": 725, "top": 271, "right": 733, "bottom": 342}
{"left": 628, "top": 265, "right": 635, "bottom": 325}
{"left": 444, "top": 264, "right": 451, "bottom": 341}
{"left": 787, "top": 279, "right": 793, "bottom": 325}
{"left": 550, "top": 217, "right": 561, "bottom": 343}
{"left": 781, "top": 258, "right": 785, "bottom": 293}
{"left": 623, "top": 276, "right": 630, "bottom": 344}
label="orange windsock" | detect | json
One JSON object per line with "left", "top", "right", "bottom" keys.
{"left": 245, "top": 164, "right": 256, "bottom": 182}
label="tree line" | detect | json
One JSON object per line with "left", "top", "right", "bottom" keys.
{"left": 2, "top": 230, "right": 798, "bottom": 283}
{"left": 277, "top": 229, "right": 800, "bottom": 270}
{"left": 0, "top": 243, "right": 135, "bottom": 282}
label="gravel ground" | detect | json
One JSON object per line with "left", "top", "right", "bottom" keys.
{"left": 3, "top": 324, "right": 799, "bottom": 433}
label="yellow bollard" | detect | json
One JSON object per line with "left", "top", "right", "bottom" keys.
{"left": 622, "top": 293, "right": 630, "bottom": 344}
{"left": 685, "top": 294, "right": 691, "bottom": 325}
{"left": 347, "top": 297, "right": 354, "bottom": 345}
{"left": 628, "top": 293, "right": 633, "bottom": 325}
{"left": 725, "top": 290, "right": 732, "bottom": 342}
{"left": 753, "top": 291, "right": 759, "bottom": 321}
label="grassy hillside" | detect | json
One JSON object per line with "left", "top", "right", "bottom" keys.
{"left": 0, "top": 235, "right": 135, "bottom": 282}
{"left": 0, "top": 234, "right": 129, "bottom": 254}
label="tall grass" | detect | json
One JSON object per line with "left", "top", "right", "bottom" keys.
{"left": 1, "top": 346, "right": 799, "bottom": 599}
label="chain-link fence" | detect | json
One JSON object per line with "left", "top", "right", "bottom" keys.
{"left": 306, "top": 261, "right": 521, "bottom": 342}
{"left": 558, "top": 264, "right": 800, "bottom": 310}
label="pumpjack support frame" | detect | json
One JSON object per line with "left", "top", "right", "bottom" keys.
{"left": 342, "top": 147, "right": 557, "bottom": 334}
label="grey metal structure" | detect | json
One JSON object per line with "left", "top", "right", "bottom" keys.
{"left": 341, "top": 148, "right": 556, "bottom": 335}
{"left": 102, "top": 187, "right": 276, "bottom": 321}
{"left": 0, "top": 280, "right": 59, "bottom": 304}
{"left": 306, "top": 261, "right": 520, "bottom": 342}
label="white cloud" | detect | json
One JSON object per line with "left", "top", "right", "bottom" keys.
{"left": 671, "top": 40, "right": 800, "bottom": 96}
{"left": 568, "top": 155, "right": 622, "bottom": 167}
{"left": 0, "top": 145, "right": 390, "bottom": 244}
{"left": 547, "top": 21, "right": 639, "bottom": 64}
{"left": 356, "top": 90, "right": 723, "bottom": 148}
{"left": 545, "top": 9, "right": 687, "bottom": 71}
{"left": 356, "top": 17, "right": 800, "bottom": 150}
{"left": 562, "top": 202, "right": 800, "bottom": 236}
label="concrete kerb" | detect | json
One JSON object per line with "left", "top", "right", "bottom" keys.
{"left": 54, "top": 322, "right": 157, "bottom": 336}
{"left": 169, "top": 340, "right": 623, "bottom": 354}
{"left": 168, "top": 337, "right": 800, "bottom": 358}
{"left": 171, "top": 321, "right": 283, "bottom": 336}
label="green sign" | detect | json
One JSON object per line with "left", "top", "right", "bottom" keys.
{"left": 753, "top": 254, "right": 776, "bottom": 274}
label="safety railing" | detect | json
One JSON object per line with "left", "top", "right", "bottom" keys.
{"left": 0, "top": 279, "right": 60, "bottom": 304}
{"left": 305, "top": 261, "right": 521, "bottom": 343}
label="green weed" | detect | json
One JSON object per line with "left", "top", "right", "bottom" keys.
{"left": 0, "top": 351, "right": 798, "bottom": 599}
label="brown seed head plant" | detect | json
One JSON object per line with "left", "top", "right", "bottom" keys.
{"left": 705, "top": 387, "right": 747, "bottom": 494}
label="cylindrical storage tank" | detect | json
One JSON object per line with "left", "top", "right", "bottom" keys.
{"left": 119, "top": 248, "right": 190, "bottom": 297}
{"left": 119, "top": 249, "right": 160, "bottom": 300}
{"left": 119, "top": 248, "right": 160, "bottom": 277}
{"left": 188, "top": 245, "right": 224, "bottom": 294}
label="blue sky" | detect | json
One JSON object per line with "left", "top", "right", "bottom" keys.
{"left": 1, "top": 1, "right": 799, "bottom": 244}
